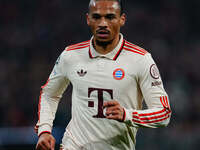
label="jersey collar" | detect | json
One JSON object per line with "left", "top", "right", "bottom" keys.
{"left": 89, "top": 33, "right": 124, "bottom": 60}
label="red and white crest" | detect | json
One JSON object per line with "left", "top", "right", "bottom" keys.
{"left": 113, "top": 68, "right": 125, "bottom": 80}
{"left": 150, "top": 64, "right": 160, "bottom": 79}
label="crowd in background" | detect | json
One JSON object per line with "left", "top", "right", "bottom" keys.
{"left": 0, "top": 0, "right": 200, "bottom": 149}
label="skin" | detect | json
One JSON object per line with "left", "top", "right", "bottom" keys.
{"left": 36, "top": 1, "right": 126, "bottom": 149}
{"left": 103, "top": 100, "right": 125, "bottom": 121}
{"left": 87, "top": 0, "right": 126, "bottom": 121}
{"left": 87, "top": 0, "right": 126, "bottom": 54}
{"left": 36, "top": 133, "right": 55, "bottom": 150}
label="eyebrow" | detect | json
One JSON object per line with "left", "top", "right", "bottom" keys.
{"left": 91, "top": 13, "right": 116, "bottom": 17}
{"left": 105, "top": 14, "right": 116, "bottom": 17}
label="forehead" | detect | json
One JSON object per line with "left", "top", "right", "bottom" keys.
{"left": 89, "top": 1, "right": 120, "bottom": 14}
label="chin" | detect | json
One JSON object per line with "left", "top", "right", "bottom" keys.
{"left": 96, "top": 38, "right": 109, "bottom": 42}
{"left": 95, "top": 38, "right": 113, "bottom": 47}
{"left": 96, "top": 36, "right": 111, "bottom": 42}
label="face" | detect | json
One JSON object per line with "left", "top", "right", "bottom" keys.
{"left": 87, "top": 0, "right": 125, "bottom": 43}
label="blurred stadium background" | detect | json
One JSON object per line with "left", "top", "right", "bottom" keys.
{"left": 0, "top": 0, "right": 200, "bottom": 149}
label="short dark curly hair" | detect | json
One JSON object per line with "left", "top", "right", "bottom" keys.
{"left": 88, "top": 0, "right": 124, "bottom": 15}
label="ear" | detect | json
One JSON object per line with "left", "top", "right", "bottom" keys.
{"left": 86, "top": 13, "right": 90, "bottom": 26}
{"left": 120, "top": 13, "right": 126, "bottom": 27}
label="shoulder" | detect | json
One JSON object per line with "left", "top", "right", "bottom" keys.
{"left": 122, "top": 40, "right": 154, "bottom": 68}
{"left": 59, "top": 40, "right": 90, "bottom": 63}
{"left": 123, "top": 40, "right": 148, "bottom": 56}
{"left": 65, "top": 40, "right": 90, "bottom": 51}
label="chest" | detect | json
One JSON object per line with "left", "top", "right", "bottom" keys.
{"left": 66, "top": 56, "right": 138, "bottom": 96}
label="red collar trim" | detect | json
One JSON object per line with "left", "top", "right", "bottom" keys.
{"left": 113, "top": 40, "right": 125, "bottom": 60}
{"left": 89, "top": 46, "right": 93, "bottom": 58}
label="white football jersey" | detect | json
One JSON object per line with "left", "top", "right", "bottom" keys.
{"left": 36, "top": 34, "right": 171, "bottom": 150}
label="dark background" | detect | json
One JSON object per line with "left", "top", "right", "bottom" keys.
{"left": 0, "top": 0, "right": 200, "bottom": 149}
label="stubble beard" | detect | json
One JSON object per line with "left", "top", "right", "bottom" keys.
{"left": 95, "top": 39, "right": 113, "bottom": 49}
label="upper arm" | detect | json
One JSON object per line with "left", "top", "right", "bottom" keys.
{"left": 42, "top": 51, "right": 70, "bottom": 99}
{"left": 138, "top": 53, "right": 169, "bottom": 109}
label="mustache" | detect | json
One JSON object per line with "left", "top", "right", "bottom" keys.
{"left": 96, "top": 27, "right": 110, "bottom": 34}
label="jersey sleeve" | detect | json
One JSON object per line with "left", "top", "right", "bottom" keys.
{"left": 35, "top": 51, "right": 70, "bottom": 136}
{"left": 124, "top": 53, "right": 171, "bottom": 128}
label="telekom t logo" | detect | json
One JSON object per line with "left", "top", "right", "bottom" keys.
{"left": 88, "top": 88, "right": 113, "bottom": 118}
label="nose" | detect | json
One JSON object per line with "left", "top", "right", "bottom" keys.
{"left": 98, "top": 17, "right": 108, "bottom": 27}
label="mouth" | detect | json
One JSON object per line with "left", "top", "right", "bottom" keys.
{"left": 96, "top": 30, "right": 110, "bottom": 39}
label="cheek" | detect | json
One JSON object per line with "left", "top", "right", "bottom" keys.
{"left": 110, "top": 23, "right": 120, "bottom": 34}
{"left": 89, "top": 22, "right": 97, "bottom": 32}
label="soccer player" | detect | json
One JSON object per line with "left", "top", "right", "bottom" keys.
{"left": 35, "top": 0, "right": 172, "bottom": 149}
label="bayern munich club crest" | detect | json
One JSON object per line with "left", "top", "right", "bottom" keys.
{"left": 113, "top": 68, "right": 125, "bottom": 80}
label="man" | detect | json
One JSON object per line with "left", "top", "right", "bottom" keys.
{"left": 35, "top": 0, "right": 171, "bottom": 149}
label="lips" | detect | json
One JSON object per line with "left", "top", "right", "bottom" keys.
{"left": 96, "top": 30, "right": 110, "bottom": 38}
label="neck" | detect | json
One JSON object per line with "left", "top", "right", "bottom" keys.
{"left": 93, "top": 34, "right": 120, "bottom": 55}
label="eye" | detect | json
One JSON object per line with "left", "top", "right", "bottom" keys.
{"left": 106, "top": 14, "right": 116, "bottom": 20}
{"left": 92, "top": 14, "right": 101, "bottom": 20}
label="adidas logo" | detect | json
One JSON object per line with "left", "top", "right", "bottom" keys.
{"left": 77, "top": 69, "right": 87, "bottom": 77}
